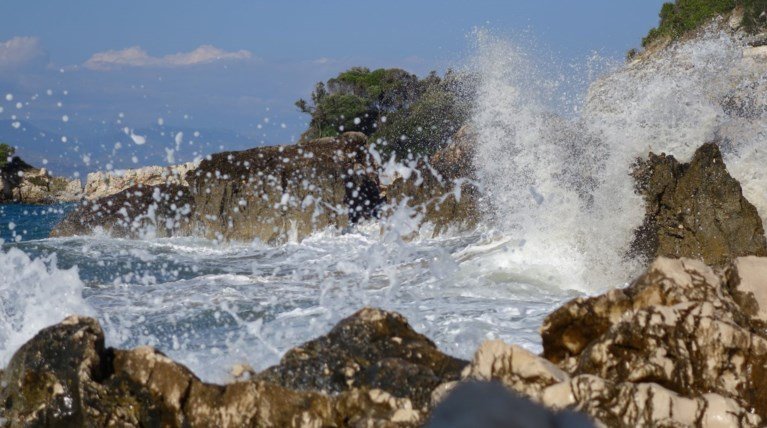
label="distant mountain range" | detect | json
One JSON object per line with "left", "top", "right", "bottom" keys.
{"left": 0, "top": 119, "right": 271, "bottom": 177}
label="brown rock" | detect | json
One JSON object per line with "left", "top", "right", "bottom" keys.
{"left": 256, "top": 307, "right": 468, "bottom": 410}
{"left": 631, "top": 142, "right": 767, "bottom": 266}
{"left": 50, "top": 183, "right": 194, "bottom": 238}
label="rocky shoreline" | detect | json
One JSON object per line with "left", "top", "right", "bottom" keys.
{"left": 4, "top": 139, "right": 767, "bottom": 426}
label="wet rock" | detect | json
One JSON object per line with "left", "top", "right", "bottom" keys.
{"left": 427, "top": 381, "right": 594, "bottom": 428}
{"left": 186, "top": 131, "right": 382, "bottom": 243}
{"left": 84, "top": 162, "right": 196, "bottom": 200}
{"left": 631, "top": 142, "right": 767, "bottom": 266}
{"left": 0, "top": 157, "right": 82, "bottom": 204}
{"left": 0, "top": 315, "right": 426, "bottom": 427}
{"left": 383, "top": 125, "right": 480, "bottom": 235}
{"left": 256, "top": 307, "right": 468, "bottom": 410}
{"left": 724, "top": 256, "right": 767, "bottom": 329}
{"left": 50, "top": 183, "right": 194, "bottom": 238}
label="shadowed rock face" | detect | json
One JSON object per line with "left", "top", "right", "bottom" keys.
{"left": 50, "top": 183, "right": 194, "bottom": 238}
{"left": 256, "top": 308, "right": 468, "bottom": 411}
{"left": 631, "top": 142, "right": 767, "bottom": 266}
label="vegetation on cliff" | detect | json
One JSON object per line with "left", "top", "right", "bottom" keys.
{"left": 0, "top": 143, "right": 15, "bottom": 168}
{"left": 642, "top": 0, "right": 767, "bottom": 48}
{"left": 296, "top": 67, "right": 471, "bottom": 158}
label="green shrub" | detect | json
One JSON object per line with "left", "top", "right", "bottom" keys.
{"left": 296, "top": 68, "right": 472, "bottom": 158}
{"left": 0, "top": 143, "right": 15, "bottom": 168}
{"left": 642, "top": 0, "right": 767, "bottom": 47}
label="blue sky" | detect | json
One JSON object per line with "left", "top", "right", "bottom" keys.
{"left": 0, "top": 0, "right": 667, "bottom": 174}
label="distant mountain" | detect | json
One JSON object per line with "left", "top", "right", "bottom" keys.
{"left": 0, "top": 119, "right": 265, "bottom": 177}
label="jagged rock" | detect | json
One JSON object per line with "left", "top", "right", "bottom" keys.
{"left": 186, "top": 131, "right": 382, "bottom": 243}
{"left": 84, "top": 162, "right": 196, "bottom": 200}
{"left": 532, "top": 257, "right": 767, "bottom": 425}
{"left": 50, "top": 184, "right": 195, "bottom": 238}
{"left": 0, "top": 315, "right": 426, "bottom": 427}
{"left": 631, "top": 142, "right": 767, "bottom": 266}
{"left": 0, "top": 157, "right": 82, "bottom": 204}
{"left": 256, "top": 307, "right": 468, "bottom": 411}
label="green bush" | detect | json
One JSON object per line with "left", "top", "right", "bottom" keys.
{"left": 0, "top": 143, "right": 15, "bottom": 168}
{"left": 296, "top": 68, "right": 472, "bottom": 158}
{"left": 642, "top": 0, "right": 767, "bottom": 47}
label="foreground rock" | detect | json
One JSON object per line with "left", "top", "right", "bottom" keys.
{"left": 0, "top": 309, "right": 467, "bottom": 427}
{"left": 84, "top": 162, "right": 196, "bottom": 200}
{"left": 257, "top": 307, "right": 467, "bottom": 411}
{"left": 0, "top": 157, "right": 81, "bottom": 204}
{"left": 631, "top": 142, "right": 767, "bottom": 266}
{"left": 463, "top": 256, "right": 767, "bottom": 426}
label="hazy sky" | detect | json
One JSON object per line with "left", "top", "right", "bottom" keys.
{"left": 0, "top": 0, "right": 667, "bottom": 173}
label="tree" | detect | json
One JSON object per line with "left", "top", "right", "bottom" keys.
{"left": 0, "top": 143, "right": 15, "bottom": 168}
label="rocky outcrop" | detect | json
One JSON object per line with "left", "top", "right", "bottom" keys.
{"left": 186, "top": 131, "right": 382, "bottom": 243}
{"left": 256, "top": 307, "right": 468, "bottom": 411}
{"left": 478, "top": 256, "right": 767, "bottom": 426}
{"left": 0, "top": 157, "right": 82, "bottom": 204}
{"left": 84, "top": 162, "right": 196, "bottom": 200}
{"left": 382, "top": 125, "right": 480, "bottom": 235}
{"left": 50, "top": 129, "right": 479, "bottom": 241}
{"left": 0, "top": 312, "right": 457, "bottom": 427}
{"left": 631, "top": 143, "right": 767, "bottom": 266}
{"left": 50, "top": 184, "right": 194, "bottom": 238}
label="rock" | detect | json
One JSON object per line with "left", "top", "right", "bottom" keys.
{"left": 0, "top": 315, "right": 428, "bottom": 427}
{"left": 0, "top": 157, "right": 82, "bottom": 204}
{"left": 186, "top": 131, "right": 382, "bottom": 243}
{"left": 532, "top": 257, "right": 767, "bottom": 425}
{"left": 383, "top": 125, "right": 480, "bottom": 235}
{"left": 84, "top": 162, "right": 196, "bottom": 200}
{"left": 256, "top": 307, "right": 468, "bottom": 410}
{"left": 630, "top": 142, "right": 767, "bottom": 266}
{"left": 426, "top": 381, "right": 594, "bottom": 428}
{"left": 50, "top": 184, "right": 195, "bottom": 238}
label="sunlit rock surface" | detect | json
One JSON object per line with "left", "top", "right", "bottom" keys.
{"left": 631, "top": 142, "right": 767, "bottom": 266}
{"left": 527, "top": 257, "right": 767, "bottom": 426}
{"left": 50, "top": 129, "right": 479, "bottom": 241}
{"left": 0, "top": 157, "right": 82, "bottom": 204}
{"left": 84, "top": 162, "right": 196, "bottom": 201}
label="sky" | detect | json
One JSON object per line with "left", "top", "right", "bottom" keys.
{"left": 0, "top": 0, "right": 667, "bottom": 175}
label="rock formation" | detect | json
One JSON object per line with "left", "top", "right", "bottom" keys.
{"left": 0, "top": 157, "right": 82, "bottom": 204}
{"left": 0, "top": 309, "right": 464, "bottom": 427}
{"left": 50, "top": 130, "right": 479, "bottom": 241}
{"left": 6, "top": 257, "right": 767, "bottom": 426}
{"left": 84, "top": 162, "right": 196, "bottom": 200}
{"left": 631, "top": 142, "right": 767, "bottom": 266}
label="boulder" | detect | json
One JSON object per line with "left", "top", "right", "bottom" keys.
{"left": 256, "top": 307, "right": 468, "bottom": 410}
{"left": 185, "top": 131, "right": 382, "bottom": 243}
{"left": 50, "top": 184, "right": 194, "bottom": 238}
{"left": 630, "top": 142, "right": 767, "bottom": 266}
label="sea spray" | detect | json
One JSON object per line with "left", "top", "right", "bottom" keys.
{"left": 469, "top": 24, "right": 767, "bottom": 291}
{"left": 0, "top": 245, "right": 93, "bottom": 365}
